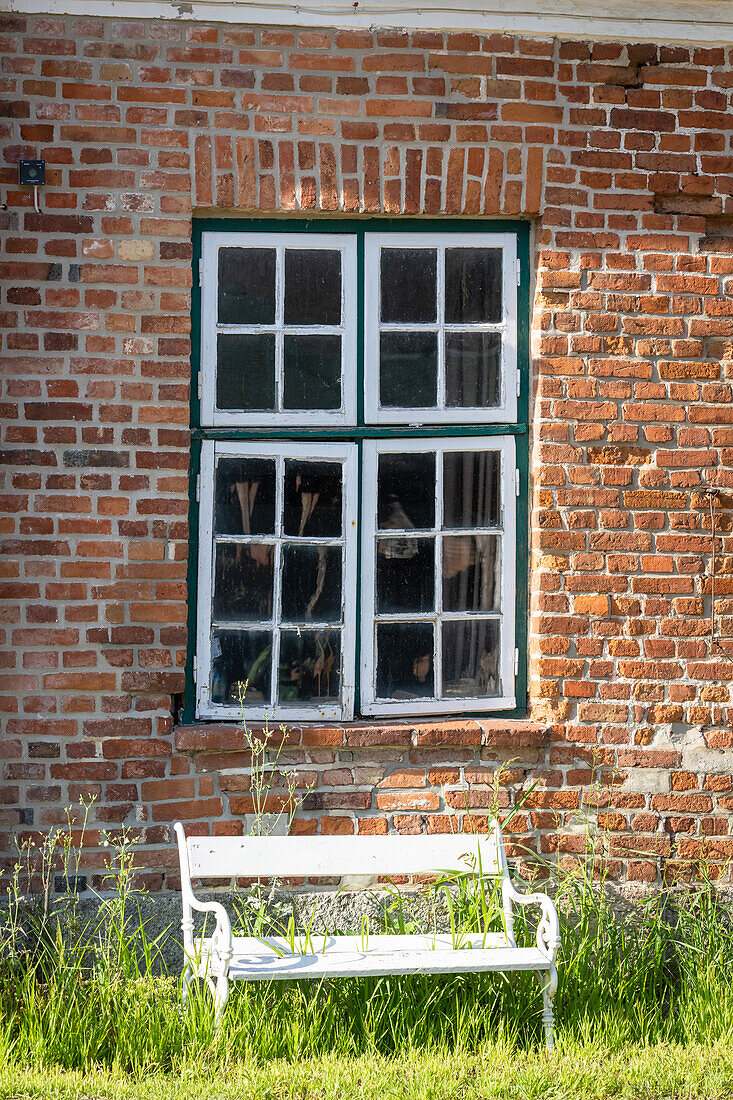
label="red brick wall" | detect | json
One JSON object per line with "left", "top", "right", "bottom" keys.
{"left": 1, "top": 12, "right": 733, "bottom": 889}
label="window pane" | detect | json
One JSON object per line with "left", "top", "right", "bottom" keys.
{"left": 380, "top": 331, "right": 437, "bottom": 408}
{"left": 211, "top": 628, "right": 272, "bottom": 705}
{"left": 443, "top": 451, "right": 500, "bottom": 529}
{"left": 444, "top": 248, "right": 502, "bottom": 324}
{"left": 284, "top": 249, "right": 341, "bottom": 326}
{"left": 279, "top": 629, "right": 341, "bottom": 704}
{"left": 213, "top": 543, "right": 274, "bottom": 621}
{"left": 214, "top": 458, "right": 276, "bottom": 536}
{"left": 216, "top": 333, "right": 275, "bottom": 411}
{"left": 445, "top": 332, "right": 501, "bottom": 408}
{"left": 283, "top": 460, "right": 342, "bottom": 537}
{"left": 442, "top": 619, "right": 500, "bottom": 698}
{"left": 218, "top": 247, "right": 275, "bottom": 325}
{"left": 442, "top": 534, "right": 500, "bottom": 613}
{"left": 376, "top": 622, "right": 434, "bottom": 699}
{"left": 283, "top": 334, "right": 341, "bottom": 411}
{"left": 380, "top": 248, "right": 437, "bottom": 323}
{"left": 376, "top": 537, "right": 434, "bottom": 613}
{"left": 281, "top": 544, "right": 342, "bottom": 623}
{"left": 377, "top": 452, "right": 435, "bottom": 531}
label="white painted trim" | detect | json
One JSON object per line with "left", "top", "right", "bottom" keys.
{"left": 196, "top": 439, "right": 358, "bottom": 721}
{"left": 364, "top": 233, "right": 518, "bottom": 427}
{"left": 6, "top": 0, "right": 733, "bottom": 44}
{"left": 201, "top": 232, "right": 357, "bottom": 429}
{"left": 360, "top": 436, "right": 516, "bottom": 717}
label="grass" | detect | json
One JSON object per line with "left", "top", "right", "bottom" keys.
{"left": 3, "top": 1042, "right": 733, "bottom": 1100}
{"left": 1, "top": 811, "right": 733, "bottom": 1099}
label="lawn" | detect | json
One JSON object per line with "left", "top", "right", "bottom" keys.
{"left": 3, "top": 1042, "right": 733, "bottom": 1100}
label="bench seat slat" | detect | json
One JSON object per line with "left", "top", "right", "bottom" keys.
{"left": 201, "top": 932, "right": 510, "bottom": 956}
{"left": 187, "top": 834, "right": 500, "bottom": 879}
{"left": 222, "top": 946, "right": 550, "bottom": 981}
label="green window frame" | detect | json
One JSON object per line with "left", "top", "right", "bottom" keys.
{"left": 182, "top": 218, "right": 531, "bottom": 724}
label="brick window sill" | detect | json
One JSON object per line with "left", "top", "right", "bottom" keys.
{"left": 175, "top": 718, "right": 548, "bottom": 753}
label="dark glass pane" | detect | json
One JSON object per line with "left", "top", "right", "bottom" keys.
{"left": 444, "top": 248, "right": 502, "bottom": 324}
{"left": 214, "top": 458, "right": 276, "bottom": 536}
{"left": 218, "top": 247, "right": 275, "bottom": 325}
{"left": 279, "top": 629, "right": 340, "bottom": 704}
{"left": 376, "top": 537, "right": 434, "bottom": 614}
{"left": 443, "top": 451, "right": 500, "bottom": 529}
{"left": 284, "top": 249, "right": 341, "bottom": 326}
{"left": 216, "top": 333, "right": 275, "bottom": 411}
{"left": 283, "top": 334, "right": 341, "bottom": 410}
{"left": 442, "top": 619, "right": 500, "bottom": 698}
{"left": 380, "top": 248, "right": 437, "bottom": 323}
{"left": 210, "top": 628, "right": 272, "bottom": 705}
{"left": 377, "top": 452, "right": 435, "bottom": 531}
{"left": 445, "top": 332, "right": 501, "bottom": 408}
{"left": 442, "top": 534, "right": 500, "bottom": 613}
{"left": 283, "top": 460, "right": 342, "bottom": 537}
{"left": 380, "top": 331, "right": 437, "bottom": 408}
{"left": 376, "top": 622, "right": 434, "bottom": 700}
{"left": 281, "top": 544, "right": 342, "bottom": 623}
{"left": 213, "top": 543, "right": 274, "bottom": 622}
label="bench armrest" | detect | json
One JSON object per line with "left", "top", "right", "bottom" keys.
{"left": 503, "top": 880, "right": 560, "bottom": 964}
{"left": 175, "top": 822, "right": 232, "bottom": 975}
{"left": 187, "top": 897, "right": 233, "bottom": 964}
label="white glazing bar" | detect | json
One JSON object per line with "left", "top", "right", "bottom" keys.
{"left": 433, "top": 447, "right": 442, "bottom": 700}
{"left": 275, "top": 244, "right": 284, "bottom": 414}
{"left": 270, "top": 453, "right": 284, "bottom": 711}
{"left": 213, "top": 535, "right": 342, "bottom": 546}
{"left": 437, "top": 246, "right": 445, "bottom": 412}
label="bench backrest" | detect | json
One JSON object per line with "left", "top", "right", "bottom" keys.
{"left": 175, "top": 824, "right": 507, "bottom": 883}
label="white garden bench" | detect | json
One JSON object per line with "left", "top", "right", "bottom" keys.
{"left": 174, "top": 821, "right": 560, "bottom": 1046}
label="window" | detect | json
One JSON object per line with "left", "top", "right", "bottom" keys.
{"left": 191, "top": 223, "right": 527, "bottom": 722}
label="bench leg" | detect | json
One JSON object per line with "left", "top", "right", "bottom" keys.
{"left": 213, "top": 974, "right": 229, "bottom": 1025}
{"left": 539, "top": 966, "right": 558, "bottom": 1050}
{"left": 181, "top": 962, "right": 194, "bottom": 1007}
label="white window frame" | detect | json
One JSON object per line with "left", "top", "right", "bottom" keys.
{"left": 359, "top": 436, "right": 516, "bottom": 717}
{"left": 200, "top": 232, "right": 358, "bottom": 428}
{"left": 364, "top": 232, "right": 518, "bottom": 426}
{"left": 196, "top": 439, "right": 359, "bottom": 721}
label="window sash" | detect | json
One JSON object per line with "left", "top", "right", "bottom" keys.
{"left": 196, "top": 439, "right": 358, "bottom": 721}
{"left": 359, "top": 436, "right": 517, "bottom": 716}
{"left": 363, "top": 232, "right": 519, "bottom": 426}
{"left": 200, "top": 232, "right": 358, "bottom": 428}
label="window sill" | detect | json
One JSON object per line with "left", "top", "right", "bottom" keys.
{"left": 175, "top": 717, "right": 548, "bottom": 753}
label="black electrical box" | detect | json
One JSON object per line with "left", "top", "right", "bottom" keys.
{"left": 19, "top": 159, "right": 45, "bottom": 185}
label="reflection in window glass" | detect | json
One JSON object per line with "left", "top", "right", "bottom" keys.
{"left": 210, "top": 628, "right": 272, "bottom": 705}
{"left": 445, "top": 332, "right": 501, "bottom": 409}
{"left": 216, "top": 333, "right": 275, "bottom": 411}
{"left": 281, "top": 544, "right": 342, "bottom": 623}
{"left": 284, "top": 249, "right": 342, "bottom": 326}
{"left": 283, "top": 460, "right": 343, "bottom": 537}
{"left": 377, "top": 452, "right": 435, "bottom": 531}
{"left": 379, "top": 331, "right": 438, "bottom": 408}
{"left": 443, "top": 450, "right": 501, "bottom": 529}
{"left": 214, "top": 457, "right": 276, "bottom": 536}
{"left": 279, "top": 629, "right": 341, "bottom": 703}
{"left": 213, "top": 543, "right": 274, "bottom": 621}
{"left": 283, "top": 334, "right": 341, "bottom": 411}
{"left": 444, "top": 247, "right": 502, "bottom": 324}
{"left": 380, "top": 248, "right": 437, "bottom": 324}
{"left": 218, "top": 248, "right": 275, "bottom": 325}
{"left": 442, "top": 618, "right": 500, "bottom": 697}
{"left": 376, "top": 621, "right": 434, "bottom": 699}
{"left": 376, "top": 537, "right": 435, "bottom": 613}
{"left": 442, "top": 534, "right": 500, "bottom": 613}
